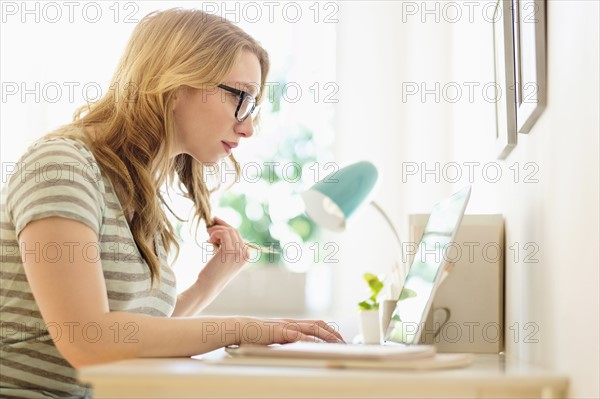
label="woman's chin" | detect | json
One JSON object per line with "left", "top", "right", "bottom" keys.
{"left": 185, "top": 152, "right": 223, "bottom": 165}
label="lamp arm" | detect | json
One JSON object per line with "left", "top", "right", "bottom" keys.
{"left": 369, "top": 201, "right": 406, "bottom": 288}
{"left": 370, "top": 201, "right": 402, "bottom": 250}
{"left": 370, "top": 201, "right": 452, "bottom": 291}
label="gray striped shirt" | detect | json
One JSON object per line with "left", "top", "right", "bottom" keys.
{"left": 1, "top": 137, "right": 177, "bottom": 398}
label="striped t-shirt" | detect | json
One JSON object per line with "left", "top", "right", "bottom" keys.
{"left": 1, "top": 137, "right": 177, "bottom": 398}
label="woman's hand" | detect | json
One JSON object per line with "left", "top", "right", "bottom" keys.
{"left": 203, "top": 216, "right": 251, "bottom": 291}
{"left": 172, "top": 217, "right": 251, "bottom": 317}
{"left": 206, "top": 216, "right": 251, "bottom": 268}
{"left": 236, "top": 317, "right": 346, "bottom": 345}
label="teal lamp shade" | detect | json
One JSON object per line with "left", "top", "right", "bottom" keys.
{"left": 301, "top": 161, "right": 378, "bottom": 232}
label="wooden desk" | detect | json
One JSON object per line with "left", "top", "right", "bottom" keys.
{"left": 78, "top": 351, "right": 568, "bottom": 398}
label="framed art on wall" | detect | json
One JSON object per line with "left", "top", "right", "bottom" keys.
{"left": 512, "top": 0, "right": 546, "bottom": 133}
{"left": 492, "top": 0, "right": 517, "bottom": 160}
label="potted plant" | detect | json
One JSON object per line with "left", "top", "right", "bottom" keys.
{"left": 357, "top": 273, "right": 384, "bottom": 344}
{"left": 357, "top": 272, "right": 418, "bottom": 344}
{"left": 358, "top": 273, "right": 384, "bottom": 311}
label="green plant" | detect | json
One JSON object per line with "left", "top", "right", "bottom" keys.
{"left": 357, "top": 273, "right": 384, "bottom": 311}
{"left": 357, "top": 273, "right": 418, "bottom": 312}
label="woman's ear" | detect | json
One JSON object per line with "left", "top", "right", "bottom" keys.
{"left": 172, "top": 86, "right": 186, "bottom": 111}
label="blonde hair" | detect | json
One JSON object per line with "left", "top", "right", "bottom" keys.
{"left": 43, "top": 8, "right": 270, "bottom": 285}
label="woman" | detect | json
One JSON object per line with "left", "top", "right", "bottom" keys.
{"left": 0, "top": 8, "right": 343, "bottom": 398}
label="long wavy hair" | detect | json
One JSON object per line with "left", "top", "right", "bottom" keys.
{"left": 43, "top": 8, "right": 270, "bottom": 285}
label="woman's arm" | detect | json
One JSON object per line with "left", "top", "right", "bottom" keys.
{"left": 19, "top": 217, "right": 343, "bottom": 368}
{"left": 171, "top": 274, "right": 219, "bottom": 317}
{"left": 172, "top": 216, "right": 252, "bottom": 317}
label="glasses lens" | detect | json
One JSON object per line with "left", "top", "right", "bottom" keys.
{"left": 237, "top": 95, "right": 256, "bottom": 121}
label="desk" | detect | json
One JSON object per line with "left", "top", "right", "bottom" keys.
{"left": 78, "top": 351, "right": 568, "bottom": 398}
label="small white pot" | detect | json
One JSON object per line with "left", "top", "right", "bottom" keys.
{"left": 358, "top": 310, "right": 381, "bottom": 344}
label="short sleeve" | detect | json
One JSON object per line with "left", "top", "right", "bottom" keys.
{"left": 5, "top": 138, "right": 105, "bottom": 238}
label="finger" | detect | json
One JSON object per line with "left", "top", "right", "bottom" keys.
{"left": 207, "top": 224, "right": 245, "bottom": 246}
{"left": 224, "top": 229, "right": 238, "bottom": 252}
{"left": 207, "top": 226, "right": 242, "bottom": 248}
{"left": 207, "top": 226, "right": 246, "bottom": 248}
{"left": 232, "top": 230, "right": 251, "bottom": 260}
{"left": 209, "top": 222, "right": 238, "bottom": 235}
{"left": 284, "top": 319, "right": 345, "bottom": 343}
{"left": 279, "top": 325, "right": 319, "bottom": 343}
{"left": 209, "top": 231, "right": 233, "bottom": 248}
{"left": 212, "top": 216, "right": 232, "bottom": 227}
{"left": 208, "top": 231, "right": 247, "bottom": 263}
{"left": 299, "top": 323, "right": 344, "bottom": 343}
{"left": 279, "top": 322, "right": 333, "bottom": 344}
{"left": 207, "top": 230, "right": 223, "bottom": 243}
{"left": 314, "top": 320, "right": 345, "bottom": 343}
{"left": 283, "top": 319, "right": 341, "bottom": 338}
{"left": 207, "top": 231, "right": 230, "bottom": 250}
{"left": 206, "top": 225, "right": 231, "bottom": 235}
{"left": 294, "top": 333, "right": 321, "bottom": 343}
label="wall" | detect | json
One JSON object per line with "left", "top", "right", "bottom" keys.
{"left": 334, "top": 1, "right": 599, "bottom": 397}
{"left": 498, "top": 2, "right": 599, "bottom": 396}
{"left": 330, "top": 0, "right": 456, "bottom": 339}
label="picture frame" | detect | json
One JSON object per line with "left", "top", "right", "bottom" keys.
{"left": 492, "top": 0, "right": 517, "bottom": 160}
{"left": 512, "top": 0, "right": 546, "bottom": 133}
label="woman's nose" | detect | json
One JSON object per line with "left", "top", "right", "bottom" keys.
{"left": 236, "top": 115, "right": 255, "bottom": 138}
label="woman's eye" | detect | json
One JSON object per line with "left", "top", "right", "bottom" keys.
{"left": 224, "top": 93, "right": 239, "bottom": 103}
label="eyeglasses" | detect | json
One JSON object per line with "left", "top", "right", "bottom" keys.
{"left": 217, "top": 84, "right": 257, "bottom": 122}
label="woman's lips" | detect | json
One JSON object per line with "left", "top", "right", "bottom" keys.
{"left": 222, "top": 141, "right": 238, "bottom": 154}
{"left": 222, "top": 142, "right": 231, "bottom": 154}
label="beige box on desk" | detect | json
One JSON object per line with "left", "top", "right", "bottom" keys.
{"left": 409, "top": 214, "right": 504, "bottom": 353}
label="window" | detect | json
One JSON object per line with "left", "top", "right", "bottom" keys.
{"left": 168, "top": 4, "right": 338, "bottom": 313}
{"left": 1, "top": 1, "right": 337, "bottom": 315}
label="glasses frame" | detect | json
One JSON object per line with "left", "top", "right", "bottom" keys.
{"left": 217, "top": 84, "right": 257, "bottom": 122}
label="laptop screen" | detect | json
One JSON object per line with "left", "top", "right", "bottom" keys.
{"left": 385, "top": 185, "right": 471, "bottom": 345}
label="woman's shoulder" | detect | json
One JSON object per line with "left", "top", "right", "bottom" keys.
{"left": 4, "top": 131, "right": 108, "bottom": 237}
{"left": 5, "top": 130, "right": 108, "bottom": 199}
{"left": 22, "top": 133, "right": 96, "bottom": 164}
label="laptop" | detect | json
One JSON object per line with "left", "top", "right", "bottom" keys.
{"left": 225, "top": 186, "right": 472, "bottom": 363}
{"left": 384, "top": 185, "right": 471, "bottom": 345}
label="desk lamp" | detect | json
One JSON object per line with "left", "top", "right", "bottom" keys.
{"left": 300, "top": 161, "right": 406, "bottom": 293}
